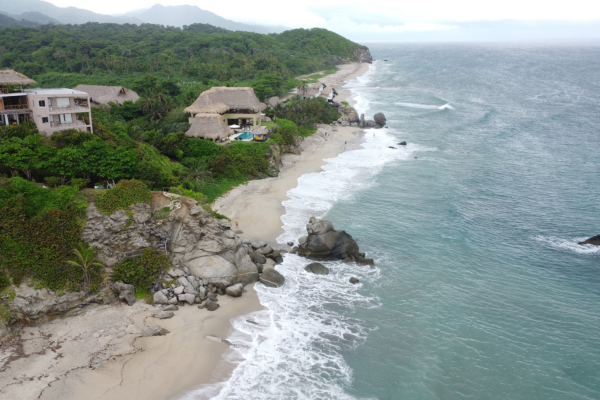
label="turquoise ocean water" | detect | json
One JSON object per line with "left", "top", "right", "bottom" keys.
{"left": 184, "top": 43, "right": 600, "bottom": 400}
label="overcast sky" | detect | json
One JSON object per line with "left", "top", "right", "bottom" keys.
{"left": 44, "top": 0, "right": 600, "bottom": 41}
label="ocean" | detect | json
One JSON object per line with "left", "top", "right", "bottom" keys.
{"left": 187, "top": 43, "right": 600, "bottom": 399}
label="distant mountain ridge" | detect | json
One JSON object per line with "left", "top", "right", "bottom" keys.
{"left": 0, "top": 12, "right": 40, "bottom": 27}
{"left": 125, "top": 4, "right": 287, "bottom": 33}
{"left": 0, "top": 0, "right": 287, "bottom": 33}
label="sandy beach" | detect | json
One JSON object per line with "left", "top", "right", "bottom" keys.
{"left": 0, "top": 62, "right": 370, "bottom": 400}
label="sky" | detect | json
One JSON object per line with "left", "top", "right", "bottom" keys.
{"left": 44, "top": 0, "right": 600, "bottom": 41}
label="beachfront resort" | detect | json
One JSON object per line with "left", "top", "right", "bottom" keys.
{"left": 184, "top": 86, "right": 271, "bottom": 143}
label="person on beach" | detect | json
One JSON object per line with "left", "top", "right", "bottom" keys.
{"left": 235, "top": 220, "right": 239, "bottom": 229}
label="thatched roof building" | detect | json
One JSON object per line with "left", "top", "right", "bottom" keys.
{"left": 73, "top": 85, "right": 139, "bottom": 105}
{"left": 185, "top": 113, "right": 231, "bottom": 141}
{"left": 0, "top": 69, "right": 36, "bottom": 86}
{"left": 185, "top": 87, "right": 263, "bottom": 115}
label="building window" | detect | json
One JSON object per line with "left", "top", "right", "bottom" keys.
{"left": 42, "top": 117, "right": 48, "bottom": 123}
{"left": 38, "top": 100, "right": 46, "bottom": 107}
{"left": 48, "top": 98, "right": 52, "bottom": 107}
{"left": 59, "top": 114, "right": 73, "bottom": 124}
{"left": 56, "top": 98, "right": 70, "bottom": 108}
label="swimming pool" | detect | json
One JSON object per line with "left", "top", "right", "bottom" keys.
{"left": 234, "top": 131, "right": 253, "bottom": 141}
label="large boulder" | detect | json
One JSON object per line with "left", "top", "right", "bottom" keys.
{"left": 297, "top": 217, "right": 374, "bottom": 265}
{"left": 153, "top": 291, "right": 168, "bottom": 305}
{"left": 259, "top": 268, "right": 285, "bottom": 288}
{"left": 297, "top": 217, "right": 359, "bottom": 260}
{"left": 205, "top": 299, "right": 220, "bottom": 311}
{"left": 226, "top": 283, "right": 244, "bottom": 297}
{"left": 110, "top": 282, "right": 136, "bottom": 306}
{"left": 374, "top": 112, "right": 386, "bottom": 127}
{"left": 141, "top": 325, "right": 170, "bottom": 337}
{"left": 305, "top": 262, "right": 330, "bottom": 275}
{"left": 578, "top": 235, "right": 600, "bottom": 246}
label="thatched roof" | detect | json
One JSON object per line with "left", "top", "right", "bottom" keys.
{"left": 0, "top": 70, "right": 36, "bottom": 86}
{"left": 185, "top": 114, "right": 231, "bottom": 141}
{"left": 73, "top": 85, "right": 139, "bottom": 105}
{"left": 184, "top": 87, "right": 263, "bottom": 115}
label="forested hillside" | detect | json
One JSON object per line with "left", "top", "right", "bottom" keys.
{"left": 0, "top": 23, "right": 369, "bottom": 91}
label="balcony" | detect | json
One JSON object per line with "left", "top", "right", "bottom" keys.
{"left": 0, "top": 104, "right": 30, "bottom": 112}
{"left": 50, "top": 120, "right": 88, "bottom": 128}
{"left": 49, "top": 105, "right": 89, "bottom": 113}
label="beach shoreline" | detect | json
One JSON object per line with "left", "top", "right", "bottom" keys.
{"left": 0, "top": 62, "right": 371, "bottom": 400}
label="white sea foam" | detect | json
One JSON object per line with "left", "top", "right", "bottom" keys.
{"left": 396, "top": 102, "right": 452, "bottom": 110}
{"left": 534, "top": 236, "right": 600, "bottom": 255}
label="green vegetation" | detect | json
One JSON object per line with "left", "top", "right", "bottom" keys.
{"left": 266, "top": 96, "right": 340, "bottom": 126}
{"left": 112, "top": 248, "right": 171, "bottom": 295}
{"left": 94, "top": 179, "right": 152, "bottom": 215}
{"left": 0, "top": 177, "right": 94, "bottom": 291}
{"left": 65, "top": 244, "right": 104, "bottom": 292}
{"left": 0, "top": 23, "right": 367, "bottom": 93}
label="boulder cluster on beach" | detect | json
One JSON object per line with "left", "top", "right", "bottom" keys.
{"left": 330, "top": 104, "right": 387, "bottom": 129}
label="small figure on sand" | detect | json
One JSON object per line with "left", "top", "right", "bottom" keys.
{"left": 235, "top": 220, "right": 239, "bottom": 228}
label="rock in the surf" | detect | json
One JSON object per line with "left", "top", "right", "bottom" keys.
{"left": 305, "top": 262, "right": 330, "bottom": 275}
{"left": 259, "top": 268, "right": 285, "bottom": 288}
{"left": 374, "top": 112, "right": 386, "bottom": 127}
{"left": 578, "top": 235, "right": 600, "bottom": 246}
{"left": 349, "top": 277, "right": 360, "bottom": 284}
{"left": 298, "top": 217, "right": 374, "bottom": 265}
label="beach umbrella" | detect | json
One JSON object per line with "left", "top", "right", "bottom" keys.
{"left": 229, "top": 124, "right": 240, "bottom": 128}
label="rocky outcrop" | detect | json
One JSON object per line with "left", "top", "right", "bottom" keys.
{"left": 297, "top": 217, "right": 374, "bottom": 265}
{"left": 0, "top": 284, "right": 116, "bottom": 339}
{"left": 336, "top": 104, "right": 360, "bottom": 126}
{"left": 84, "top": 196, "right": 260, "bottom": 290}
{"left": 353, "top": 47, "right": 373, "bottom": 63}
{"left": 110, "top": 282, "right": 136, "bottom": 306}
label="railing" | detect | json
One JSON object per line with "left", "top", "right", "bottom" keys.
{"left": 50, "top": 120, "right": 87, "bottom": 128}
{"left": 49, "top": 105, "right": 89, "bottom": 113}
{"left": 1, "top": 104, "right": 29, "bottom": 111}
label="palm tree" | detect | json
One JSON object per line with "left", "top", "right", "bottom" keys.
{"left": 66, "top": 244, "right": 103, "bottom": 292}
{"left": 182, "top": 159, "right": 213, "bottom": 192}
{"left": 297, "top": 80, "right": 309, "bottom": 98}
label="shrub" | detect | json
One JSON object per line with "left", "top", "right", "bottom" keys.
{"left": 0, "top": 178, "right": 90, "bottom": 290}
{"left": 95, "top": 179, "right": 151, "bottom": 214}
{"left": 112, "top": 249, "right": 171, "bottom": 292}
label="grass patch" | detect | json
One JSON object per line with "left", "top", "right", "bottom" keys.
{"left": 299, "top": 66, "right": 339, "bottom": 83}
{"left": 261, "top": 121, "right": 276, "bottom": 129}
{"left": 202, "top": 176, "right": 247, "bottom": 203}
